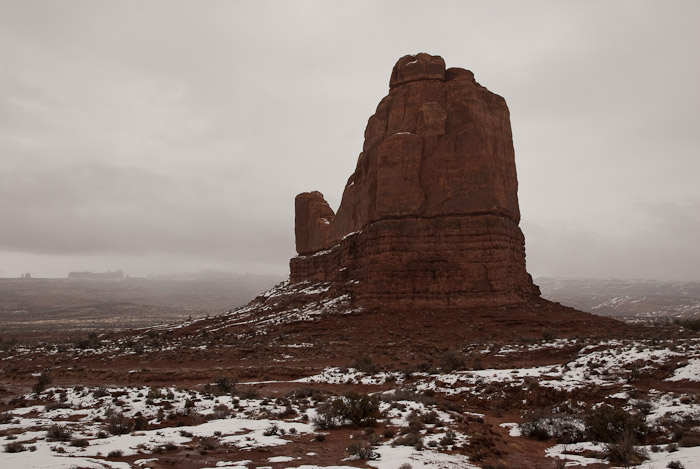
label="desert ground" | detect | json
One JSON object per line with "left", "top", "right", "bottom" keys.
{"left": 2, "top": 279, "right": 700, "bottom": 469}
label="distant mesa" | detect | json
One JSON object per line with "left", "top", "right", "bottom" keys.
{"left": 290, "top": 53, "right": 540, "bottom": 310}
{"left": 68, "top": 270, "right": 125, "bottom": 280}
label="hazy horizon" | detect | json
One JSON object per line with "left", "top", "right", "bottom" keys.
{"left": 2, "top": 1, "right": 699, "bottom": 282}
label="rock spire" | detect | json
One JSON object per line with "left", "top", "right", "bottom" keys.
{"left": 291, "top": 53, "right": 540, "bottom": 309}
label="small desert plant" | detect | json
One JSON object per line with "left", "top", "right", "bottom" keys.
{"left": 585, "top": 404, "right": 646, "bottom": 443}
{"left": 161, "top": 441, "right": 177, "bottom": 451}
{"left": 212, "top": 403, "right": 231, "bottom": 419}
{"left": 313, "top": 433, "right": 326, "bottom": 442}
{"left": 406, "top": 410, "right": 426, "bottom": 433}
{"left": 352, "top": 354, "right": 378, "bottom": 374}
{"left": 393, "top": 432, "right": 423, "bottom": 449}
{"left": 286, "top": 387, "right": 316, "bottom": 400}
{"left": 133, "top": 415, "right": 149, "bottom": 431}
{"left": 0, "top": 412, "right": 13, "bottom": 424}
{"left": 521, "top": 411, "right": 585, "bottom": 444}
{"left": 46, "top": 424, "right": 72, "bottom": 441}
{"left": 313, "top": 401, "right": 339, "bottom": 429}
{"left": 631, "top": 399, "right": 654, "bottom": 417}
{"left": 70, "top": 438, "right": 90, "bottom": 447}
{"left": 75, "top": 332, "right": 101, "bottom": 350}
{"left": 213, "top": 375, "right": 238, "bottom": 394}
{"left": 277, "top": 404, "right": 297, "bottom": 419}
{"left": 440, "top": 350, "right": 466, "bottom": 372}
{"left": 440, "top": 430, "right": 457, "bottom": 446}
{"left": 421, "top": 410, "right": 442, "bottom": 425}
{"left": 605, "top": 429, "right": 648, "bottom": 465}
{"left": 32, "top": 371, "right": 52, "bottom": 394}
{"left": 337, "top": 392, "right": 380, "bottom": 427}
{"left": 105, "top": 409, "right": 132, "bottom": 435}
{"left": 147, "top": 387, "right": 164, "bottom": 399}
{"left": 93, "top": 386, "right": 109, "bottom": 398}
{"left": 107, "top": 449, "right": 123, "bottom": 458}
{"left": 667, "top": 461, "right": 685, "bottom": 469}
{"left": 263, "top": 423, "right": 279, "bottom": 436}
{"left": 346, "top": 441, "right": 376, "bottom": 459}
{"left": 4, "top": 441, "right": 26, "bottom": 453}
{"left": 198, "top": 437, "right": 218, "bottom": 450}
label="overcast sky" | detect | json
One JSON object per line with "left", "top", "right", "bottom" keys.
{"left": 1, "top": 0, "right": 699, "bottom": 281}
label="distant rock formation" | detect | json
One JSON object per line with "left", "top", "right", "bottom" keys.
{"left": 290, "top": 53, "right": 540, "bottom": 309}
{"left": 68, "top": 270, "right": 124, "bottom": 280}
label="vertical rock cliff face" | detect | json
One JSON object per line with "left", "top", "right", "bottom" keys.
{"left": 290, "top": 53, "right": 540, "bottom": 309}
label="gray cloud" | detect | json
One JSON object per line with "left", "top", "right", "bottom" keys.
{"left": 1, "top": 1, "right": 699, "bottom": 280}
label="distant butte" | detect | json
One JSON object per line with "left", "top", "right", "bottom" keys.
{"left": 205, "top": 53, "right": 628, "bottom": 343}
{"left": 291, "top": 53, "right": 540, "bottom": 310}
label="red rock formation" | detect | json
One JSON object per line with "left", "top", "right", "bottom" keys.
{"left": 291, "top": 53, "right": 540, "bottom": 309}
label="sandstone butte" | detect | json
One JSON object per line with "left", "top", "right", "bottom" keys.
{"left": 290, "top": 53, "right": 541, "bottom": 311}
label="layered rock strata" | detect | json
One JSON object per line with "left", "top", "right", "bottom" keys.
{"left": 290, "top": 53, "right": 540, "bottom": 309}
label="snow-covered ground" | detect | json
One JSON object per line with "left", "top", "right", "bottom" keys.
{"left": 3, "top": 337, "right": 700, "bottom": 468}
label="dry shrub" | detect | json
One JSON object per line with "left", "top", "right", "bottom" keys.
{"left": 585, "top": 404, "right": 646, "bottom": 443}
{"left": 605, "top": 429, "right": 648, "bottom": 465}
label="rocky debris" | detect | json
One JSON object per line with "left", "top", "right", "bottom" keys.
{"left": 291, "top": 53, "right": 540, "bottom": 309}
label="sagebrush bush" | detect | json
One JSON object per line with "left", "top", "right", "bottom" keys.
{"left": 263, "top": 423, "right": 279, "bottom": 436}
{"left": 440, "top": 350, "right": 466, "bottom": 372}
{"left": 313, "top": 392, "right": 380, "bottom": 429}
{"left": 393, "top": 432, "right": 423, "bottom": 450}
{"left": 440, "top": 430, "right": 457, "bottom": 446}
{"left": 75, "top": 332, "right": 101, "bottom": 350}
{"left": 212, "top": 404, "right": 231, "bottom": 420}
{"left": 339, "top": 392, "right": 380, "bottom": 427}
{"left": 312, "top": 401, "right": 338, "bottom": 429}
{"left": 133, "top": 415, "right": 149, "bottom": 431}
{"left": 93, "top": 386, "right": 109, "bottom": 398}
{"left": 352, "top": 355, "right": 378, "bottom": 374}
{"left": 46, "top": 424, "right": 72, "bottom": 441}
{"left": 346, "top": 441, "right": 376, "bottom": 459}
{"left": 199, "top": 437, "right": 218, "bottom": 450}
{"left": 4, "top": 441, "right": 26, "bottom": 453}
{"left": 521, "top": 415, "right": 585, "bottom": 444}
{"left": 585, "top": 404, "right": 646, "bottom": 443}
{"left": 213, "top": 375, "right": 238, "bottom": 394}
{"left": 105, "top": 409, "right": 132, "bottom": 435}
{"left": 605, "top": 429, "right": 648, "bottom": 465}
{"left": 32, "top": 371, "right": 52, "bottom": 394}
{"left": 70, "top": 438, "right": 89, "bottom": 447}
